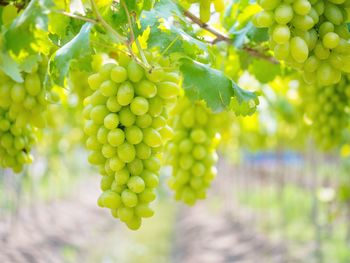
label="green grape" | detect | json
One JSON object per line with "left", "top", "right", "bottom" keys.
{"left": 254, "top": 0, "right": 350, "bottom": 86}
{"left": 107, "top": 128, "right": 125, "bottom": 147}
{"left": 100, "top": 80, "right": 118, "bottom": 97}
{"left": 104, "top": 113, "right": 119, "bottom": 130}
{"left": 135, "top": 204, "right": 154, "bottom": 217}
{"left": 0, "top": 64, "right": 47, "bottom": 173}
{"left": 84, "top": 52, "right": 180, "bottom": 230}
{"left": 111, "top": 65, "right": 128, "bottom": 83}
{"left": 117, "top": 142, "right": 136, "bottom": 163}
{"left": 127, "top": 60, "right": 144, "bottom": 83}
{"left": 182, "top": 0, "right": 224, "bottom": 23}
{"left": 106, "top": 97, "right": 122, "bottom": 112}
{"left": 121, "top": 189, "right": 138, "bottom": 207}
{"left": 109, "top": 156, "right": 125, "bottom": 171}
{"left": 290, "top": 37, "right": 309, "bottom": 63}
{"left": 299, "top": 76, "right": 350, "bottom": 150}
{"left": 130, "top": 97, "right": 149, "bottom": 115}
{"left": 119, "top": 107, "right": 136, "bottom": 127}
{"left": 136, "top": 114, "right": 153, "bottom": 128}
{"left": 199, "top": 0, "right": 211, "bottom": 23}
{"left": 165, "top": 97, "right": 220, "bottom": 205}
{"left": 272, "top": 25, "right": 291, "bottom": 44}
{"left": 322, "top": 32, "right": 340, "bottom": 49}
{"left": 88, "top": 73, "right": 103, "bottom": 91}
{"left": 135, "top": 80, "right": 157, "bottom": 98}
{"left": 117, "top": 81, "right": 134, "bottom": 106}
{"left": 127, "top": 158, "right": 144, "bottom": 176}
{"left": 143, "top": 128, "right": 162, "bottom": 147}
{"left": 125, "top": 126, "right": 143, "bottom": 144}
{"left": 127, "top": 176, "right": 146, "bottom": 193}
{"left": 2, "top": 4, "right": 17, "bottom": 27}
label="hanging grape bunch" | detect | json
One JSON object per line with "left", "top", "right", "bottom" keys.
{"left": 0, "top": 68, "right": 48, "bottom": 172}
{"left": 83, "top": 52, "right": 180, "bottom": 230}
{"left": 254, "top": 0, "right": 350, "bottom": 86}
{"left": 300, "top": 75, "right": 350, "bottom": 149}
{"left": 165, "top": 97, "right": 220, "bottom": 205}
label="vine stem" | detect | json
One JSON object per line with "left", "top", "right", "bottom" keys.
{"left": 122, "top": 0, "right": 150, "bottom": 69}
{"left": 183, "top": 10, "right": 231, "bottom": 43}
{"left": 89, "top": 0, "right": 127, "bottom": 43}
{"left": 56, "top": 10, "right": 98, "bottom": 24}
{"left": 161, "top": 35, "right": 180, "bottom": 56}
{"left": 183, "top": 9, "right": 279, "bottom": 64}
{"left": 88, "top": 0, "right": 150, "bottom": 69}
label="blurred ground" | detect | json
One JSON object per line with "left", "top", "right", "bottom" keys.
{"left": 0, "top": 159, "right": 303, "bottom": 263}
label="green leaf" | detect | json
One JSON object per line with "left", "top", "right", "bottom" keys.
{"left": 249, "top": 59, "right": 281, "bottom": 83}
{"left": 108, "top": 0, "right": 139, "bottom": 31}
{"left": 4, "top": 0, "right": 53, "bottom": 55}
{"left": 19, "top": 54, "right": 42, "bottom": 73}
{"left": 246, "top": 26, "right": 269, "bottom": 43}
{"left": 179, "top": 58, "right": 258, "bottom": 114}
{"left": 230, "top": 22, "right": 268, "bottom": 48}
{"left": 48, "top": 22, "right": 92, "bottom": 86}
{"left": 0, "top": 52, "right": 23, "bottom": 82}
{"left": 137, "top": 0, "right": 208, "bottom": 57}
{"left": 229, "top": 84, "right": 259, "bottom": 116}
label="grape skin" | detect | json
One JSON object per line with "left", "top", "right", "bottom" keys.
{"left": 165, "top": 97, "right": 219, "bottom": 206}
{"left": 0, "top": 68, "right": 47, "bottom": 173}
{"left": 300, "top": 75, "right": 350, "bottom": 150}
{"left": 254, "top": 0, "right": 350, "bottom": 86}
{"left": 182, "top": 0, "right": 224, "bottom": 23}
{"left": 84, "top": 53, "right": 180, "bottom": 230}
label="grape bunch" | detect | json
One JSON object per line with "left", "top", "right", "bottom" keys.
{"left": 69, "top": 69, "right": 92, "bottom": 104}
{"left": 0, "top": 70, "right": 46, "bottom": 172}
{"left": 165, "top": 97, "right": 220, "bottom": 205}
{"left": 83, "top": 52, "right": 180, "bottom": 230}
{"left": 254, "top": 0, "right": 350, "bottom": 86}
{"left": 299, "top": 75, "right": 350, "bottom": 150}
{"left": 181, "top": 0, "right": 224, "bottom": 23}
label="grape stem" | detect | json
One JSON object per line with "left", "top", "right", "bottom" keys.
{"left": 183, "top": 10, "right": 231, "bottom": 43}
{"left": 183, "top": 9, "right": 279, "bottom": 64}
{"left": 89, "top": 0, "right": 150, "bottom": 69}
{"left": 89, "top": 0, "right": 127, "bottom": 43}
{"left": 121, "top": 0, "right": 151, "bottom": 69}
{"left": 56, "top": 10, "right": 98, "bottom": 24}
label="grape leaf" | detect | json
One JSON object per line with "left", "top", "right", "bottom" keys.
{"left": 48, "top": 23, "right": 92, "bottom": 86}
{"left": 249, "top": 59, "right": 281, "bottom": 83}
{"left": 4, "top": 0, "right": 53, "bottom": 54}
{"left": 229, "top": 87, "right": 259, "bottom": 116}
{"left": 136, "top": 0, "right": 208, "bottom": 57}
{"left": 180, "top": 58, "right": 258, "bottom": 114}
{"left": 0, "top": 52, "right": 23, "bottom": 82}
{"left": 108, "top": 0, "right": 139, "bottom": 30}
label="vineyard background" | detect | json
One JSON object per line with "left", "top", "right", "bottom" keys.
{"left": 1, "top": 147, "right": 350, "bottom": 262}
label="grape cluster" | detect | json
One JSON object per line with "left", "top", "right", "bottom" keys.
{"left": 254, "top": 0, "right": 350, "bottom": 86}
{"left": 0, "top": 70, "right": 46, "bottom": 172}
{"left": 182, "top": 0, "right": 224, "bottom": 22}
{"left": 69, "top": 69, "right": 92, "bottom": 104}
{"left": 300, "top": 75, "right": 350, "bottom": 149}
{"left": 83, "top": 52, "right": 180, "bottom": 230}
{"left": 165, "top": 97, "right": 220, "bottom": 205}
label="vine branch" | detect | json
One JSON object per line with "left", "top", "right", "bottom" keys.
{"left": 183, "top": 10, "right": 231, "bottom": 43}
{"left": 122, "top": 0, "right": 150, "bottom": 69}
{"left": 57, "top": 10, "right": 98, "bottom": 24}
{"left": 183, "top": 9, "right": 279, "bottom": 64}
{"left": 89, "top": 0, "right": 127, "bottom": 43}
